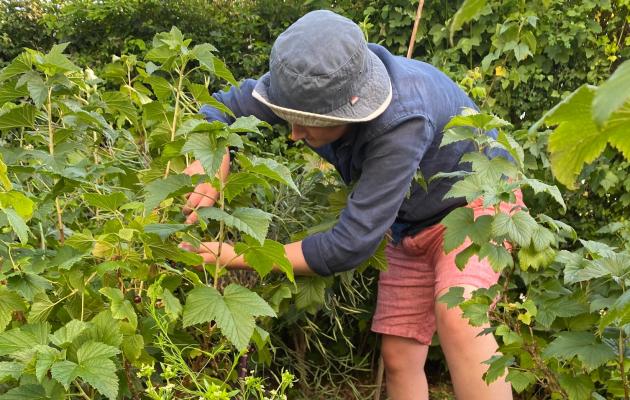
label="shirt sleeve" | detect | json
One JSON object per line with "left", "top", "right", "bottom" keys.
{"left": 302, "top": 117, "right": 435, "bottom": 276}
{"left": 199, "top": 79, "right": 283, "bottom": 125}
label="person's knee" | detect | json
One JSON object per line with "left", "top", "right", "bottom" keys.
{"left": 381, "top": 335, "right": 428, "bottom": 374}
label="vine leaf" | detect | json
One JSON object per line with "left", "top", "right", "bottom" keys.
{"left": 0, "top": 288, "right": 26, "bottom": 332}
{"left": 542, "top": 331, "right": 616, "bottom": 371}
{"left": 143, "top": 174, "right": 192, "bottom": 211}
{"left": 234, "top": 237, "right": 293, "bottom": 281}
{"left": 593, "top": 59, "right": 630, "bottom": 126}
{"left": 182, "top": 284, "right": 276, "bottom": 350}
{"left": 197, "top": 207, "right": 271, "bottom": 245}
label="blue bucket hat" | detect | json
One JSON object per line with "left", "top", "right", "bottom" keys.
{"left": 252, "top": 10, "right": 392, "bottom": 127}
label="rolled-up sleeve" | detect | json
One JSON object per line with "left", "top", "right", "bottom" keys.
{"left": 302, "top": 117, "right": 435, "bottom": 276}
{"left": 200, "top": 79, "right": 283, "bottom": 125}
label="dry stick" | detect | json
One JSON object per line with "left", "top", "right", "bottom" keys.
{"left": 406, "top": 0, "right": 426, "bottom": 59}
{"left": 375, "top": 6, "right": 428, "bottom": 399}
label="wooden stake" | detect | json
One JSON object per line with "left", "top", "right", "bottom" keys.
{"left": 406, "top": 0, "right": 426, "bottom": 59}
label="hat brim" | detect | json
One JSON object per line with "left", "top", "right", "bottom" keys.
{"left": 252, "top": 49, "right": 392, "bottom": 127}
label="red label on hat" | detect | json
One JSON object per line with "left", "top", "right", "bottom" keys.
{"left": 350, "top": 96, "right": 360, "bottom": 105}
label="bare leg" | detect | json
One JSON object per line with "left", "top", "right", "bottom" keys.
{"left": 435, "top": 285, "right": 513, "bottom": 400}
{"left": 381, "top": 334, "right": 429, "bottom": 400}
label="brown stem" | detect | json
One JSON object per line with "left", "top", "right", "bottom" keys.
{"left": 124, "top": 358, "right": 141, "bottom": 400}
{"left": 406, "top": 0, "right": 425, "bottom": 58}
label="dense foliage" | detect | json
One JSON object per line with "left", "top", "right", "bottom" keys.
{"left": 0, "top": 0, "right": 628, "bottom": 399}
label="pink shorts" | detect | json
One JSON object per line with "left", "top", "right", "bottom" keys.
{"left": 371, "top": 191, "right": 524, "bottom": 344}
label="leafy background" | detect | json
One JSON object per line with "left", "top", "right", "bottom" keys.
{"left": 0, "top": 0, "right": 629, "bottom": 399}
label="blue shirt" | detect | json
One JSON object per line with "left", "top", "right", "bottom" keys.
{"left": 200, "top": 44, "right": 494, "bottom": 276}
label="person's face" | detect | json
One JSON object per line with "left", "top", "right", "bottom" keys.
{"left": 289, "top": 123, "right": 351, "bottom": 148}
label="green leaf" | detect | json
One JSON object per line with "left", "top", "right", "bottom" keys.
{"left": 0, "top": 53, "right": 33, "bottom": 82}
{"left": 144, "top": 75, "right": 172, "bottom": 102}
{"left": 0, "top": 287, "right": 25, "bottom": 332}
{"left": 593, "top": 59, "right": 630, "bottom": 126}
{"left": 144, "top": 223, "right": 189, "bottom": 241}
{"left": 445, "top": 109, "right": 510, "bottom": 131}
{"left": 0, "top": 324, "right": 47, "bottom": 356}
{"left": 224, "top": 172, "right": 268, "bottom": 202}
{"left": 143, "top": 174, "right": 192, "bottom": 211}
{"left": 121, "top": 333, "right": 144, "bottom": 361}
{"left": 544, "top": 85, "right": 607, "bottom": 189}
{"left": 441, "top": 208, "right": 493, "bottom": 253}
{"left": 86, "top": 311, "right": 122, "bottom": 348}
{"left": 102, "top": 91, "right": 137, "bottom": 122}
{"left": 212, "top": 57, "right": 238, "bottom": 87}
{"left": 437, "top": 286, "right": 465, "bottom": 309}
{"left": 543, "top": 331, "right": 616, "bottom": 371}
{"left": 40, "top": 43, "right": 79, "bottom": 73}
{"left": 239, "top": 155, "right": 299, "bottom": 194}
{"left": 491, "top": 211, "right": 537, "bottom": 247}
{"left": 27, "top": 293, "right": 56, "bottom": 324}
{"left": 161, "top": 289, "right": 182, "bottom": 320}
{"left": 50, "top": 360, "right": 79, "bottom": 388}
{"left": 506, "top": 369, "right": 536, "bottom": 393}
{"left": 483, "top": 354, "right": 513, "bottom": 384}
{"left": 460, "top": 152, "right": 518, "bottom": 181}
{"left": 183, "top": 284, "right": 276, "bottom": 350}
{"left": 234, "top": 237, "right": 293, "bottom": 281}
{"left": 0, "top": 104, "right": 36, "bottom": 129}
{"left": 0, "top": 384, "right": 47, "bottom": 400}
{"left": 0, "top": 155, "right": 12, "bottom": 191}
{"left": 522, "top": 178, "right": 566, "bottom": 210}
{"left": 450, "top": 0, "right": 487, "bottom": 45}
{"left": 35, "top": 347, "right": 62, "bottom": 382}
{"left": 295, "top": 277, "right": 329, "bottom": 314}
{"left": 83, "top": 192, "right": 128, "bottom": 212}
{"left": 197, "top": 207, "right": 271, "bottom": 245}
{"left": 77, "top": 341, "right": 120, "bottom": 363}
{"left": 558, "top": 373, "right": 593, "bottom": 400}
{"left": 50, "top": 320, "right": 88, "bottom": 348}
{"left": 0, "top": 361, "right": 23, "bottom": 381}
{"left": 181, "top": 133, "right": 227, "bottom": 178}
{"left": 455, "top": 243, "right": 480, "bottom": 269}
{"left": 23, "top": 72, "right": 48, "bottom": 107}
{"left": 99, "top": 288, "right": 137, "bottom": 328}
{"left": 478, "top": 243, "right": 513, "bottom": 272}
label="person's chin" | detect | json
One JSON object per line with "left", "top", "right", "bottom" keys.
{"left": 305, "top": 139, "right": 324, "bottom": 148}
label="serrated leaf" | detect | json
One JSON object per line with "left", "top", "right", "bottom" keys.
{"left": 224, "top": 172, "right": 268, "bottom": 202}
{"left": 0, "top": 104, "right": 36, "bottom": 129}
{"left": 79, "top": 358, "right": 119, "bottom": 400}
{"left": 491, "top": 211, "right": 537, "bottom": 247}
{"left": 483, "top": 354, "right": 513, "bottom": 384}
{"left": 543, "top": 331, "right": 616, "bottom": 371}
{"left": 181, "top": 133, "right": 227, "bottom": 178}
{"left": 183, "top": 284, "right": 275, "bottom": 350}
{"left": 51, "top": 360, "right": 79, "bottom": 388}
{"left": 460, "top": 152, "right": 518, "bottom": 181}
{"left": 143, "top": 174, "right": 192, "bottom": 211}
{"left": 0, "top": 287, "right": 25, "bottom": 332}
{"left": 545, "top": 85, "right": 607, "bottom": 189}
{"left": 234, "top": 237, "right": 293, "bottom": 281}
{"left": 506, "top": 369, "right": 536, "bottom": 393}
{"left": 2, "top": 208, "right": 29, "bottom": 244}
{"left": 478, "top": 243, "right": 513, "bottom": 272}
{"left": 144, "top": 75, "right": 172, "bottom": 102}
{"left": 240, "top": 156, "right": 299, "bottom": 194}
{"left": 0, "top": 53, "right": 33, "bottom": 82}
{"left": 0, "top": 384, "right": 47, "bottom": 400}
{"left": 35, "top": 346, "right": 61, "bottom": 382}
{"left": 99, "top": 287, "right": 137, "bottom": 328}
{"left": 83, "top": 192, "right": 128, "bottom": 212}
{"left": 593, "top": 59, "right": 630, "bottom": 126}
{"left": 522, "top": 178, "right": 566, "bottom": 210}
{"left": 77, "top": 341, "right": 120, "bottom": 363}
{"left": 450, "top": 0, "right": 487, "bottom": 45}
{"left": 445, "top": 109, "right": 510, "bottom": 131}
{"left": 86, "top": 311, "right": 122, "bottom": 347}
{"left": 161, "top": 289, "right": 182, "bottom": 320}
{"left": 295, "top": 277, "right": 329, "bottom": 314}
{"left": 40, "top": 43, "right": 79, "bottom": 73}
{"left": 0, "top": 361, "right": 23, "bottom": 381}
{"left": 50, "top": 320, "right": 88, "bottom": 348}
{"left": 197, "top": 207, "right": 271, "bottom": 245}
{"left": 27, "top": 294, "right": 55, "bottom": 323}
{"left": 146, "top": 239, "right": 204, "bottom": 265}
{"left": 121, "top": 333, "right": 144, "bottom": 361}
{"left": 558, "top": 373, "right": 594, "bottom": 400}
{"left": 102, "top": 91, "right": 137, "bottom": 122}
{"left": 441, "top": 208, "right": 493, "bottom": 253}
{"left": 144, "top": 223, "right": 189, "bottom": 241}
{"left": 437, "top": 286, "right": 465, "bottom": 309}
{"left": 440, "top": 126, "right": 476, "bottom": 147}
{"left": 0, "top": 325, "right": 43, "bottom": 356}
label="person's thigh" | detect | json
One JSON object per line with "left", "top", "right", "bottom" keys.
{"left": 371, "top": 238, "right": 438, "bottom": 345}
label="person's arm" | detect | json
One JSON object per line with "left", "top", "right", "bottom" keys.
{"left": 179, "top": 240, "right": 316, "bottom": 276}
{"left": 301, "top": 117, "right": 435, "bottom": 276}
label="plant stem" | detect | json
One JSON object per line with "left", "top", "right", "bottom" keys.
{"left": 164, "top": 64, "right": 186, "bottom": 179}
{"left": 620, "top": 329, "right": 629, "bottom": 400}
{"left": 214, "top": 178, "right": 226, "bottom": 290}
{"left": 47, "top": 87, "right": 65, "bottom": 244}
{"left": 73, "top": 381, "right": 91, "bottom": 400}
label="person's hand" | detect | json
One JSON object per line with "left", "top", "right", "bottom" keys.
{"left": 179, "top": 241, "right": 243, "bottom": 268}
{"left": 182, "top": 160, "right": 219, "bottom": 224}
